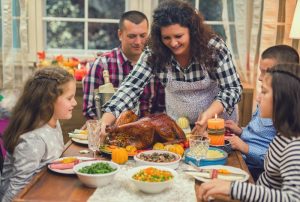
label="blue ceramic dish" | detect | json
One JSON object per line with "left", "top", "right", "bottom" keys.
{"left": 184, "top": 147, "right": 228, "bottom": 167}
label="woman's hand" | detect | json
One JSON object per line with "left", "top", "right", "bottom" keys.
{"left": 225, "top": 120, "right": 242, "bottom": 135}
{"left": 192, "top": 111, "right": 209, "bottom": 136}
{"left": 195, "top": 179, "right": 231, "bottom": 201}
{"left": 99, "top": 112, "right": 116, "bottom": 145}
{"left": 225, "top": 134, "right": 249, "bottom": 154}
{"left": 192, "top": 101, "right": 225, "bottom": 136}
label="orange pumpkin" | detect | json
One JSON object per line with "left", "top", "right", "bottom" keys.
{"left": 125, "top": 145, "right": 137, "bottom": 155}
{"left": 165, "top": 144, "right": 184, "bottom": 156}
{"left": 112, "top": 148, "right": 128, "bottom": 164}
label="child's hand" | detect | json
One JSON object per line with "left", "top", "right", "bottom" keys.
{"left": 195, "top": 179, "right": 231, "bottom": 201}
{"left": 225, "top": 134, "right": 249, "bottom": 154}
{"left": 225, "top": 120, "right": 242, "bottom": 135}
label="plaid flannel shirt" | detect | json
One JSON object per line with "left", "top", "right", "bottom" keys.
{"left": 83, "top": 47, "right": 165, "bottom": 119}
{"left": 103, "top": 36, "right": 242, "bottom": 118}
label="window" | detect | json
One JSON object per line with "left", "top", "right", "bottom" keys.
{"left": 159, "top": 0, "right": 235, "bottom": 41}
{"left": 42, "top": 0, "right": 125, "bottom": 55}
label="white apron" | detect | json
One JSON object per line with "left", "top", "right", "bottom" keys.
{"left": 165, "top": 69, "right": 238, "bottom": 123}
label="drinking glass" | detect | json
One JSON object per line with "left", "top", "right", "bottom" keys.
{"left": 189, "top": 136, "right": 210, "bottom": 166}
{"left": 86, "top": 120, "right": 101, "bottom": 158}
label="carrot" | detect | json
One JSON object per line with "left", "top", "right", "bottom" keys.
{"left": 218, "top": 169, "right": 231, "bottom": 174}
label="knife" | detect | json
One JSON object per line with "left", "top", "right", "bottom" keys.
{"left": 183, "top": 169, "right": 246, "bottom": 180}
{"left": 49, "top": 157, "right": 102, "bottom": 165}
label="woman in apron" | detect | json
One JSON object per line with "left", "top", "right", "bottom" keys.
{"left": 101, "top": 0, "right": 242, "bottom": 138}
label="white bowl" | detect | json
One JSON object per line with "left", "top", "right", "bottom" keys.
{"left": 134, "top": 150, "right": 181, "bottom": 169}
{"left": 73, "top": 160, "right": 119, "bottom": 188}
{"left": 128, "top": 165, "right": 177, "bottom": 194}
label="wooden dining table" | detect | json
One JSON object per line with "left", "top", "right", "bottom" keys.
{"left": 13, "top": 140, "right": 254, "bottom": 202}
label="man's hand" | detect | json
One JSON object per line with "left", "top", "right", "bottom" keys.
{"left": 225, "top": 120, "right": 242, "bottom": 136}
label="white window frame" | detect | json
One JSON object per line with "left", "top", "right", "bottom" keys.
{"left": 33, "top": 0, "right": 155, "bottom": 62}
{"left": 29, "top": 0, "right": 235, "bottom": 63}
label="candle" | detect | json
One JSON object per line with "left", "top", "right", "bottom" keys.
{"left": 207, "top": 114, "right": 225, "bottom": 146}
{"left": 207, "top": 114, "right": 224, "bottom": 130}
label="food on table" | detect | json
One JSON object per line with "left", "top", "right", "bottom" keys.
{"left": 49, "top": 162, "right": 75, "bottom": 170}
{"left": 153, "top": 142, "right": 165, "bottom": 150}
{"left": 176, "top": 117, "right": 190, "bottom": 129}
{"left": 164, "top": 144, "right": 184, "bottom": 156}
{"left": 137, "top": 152, "right": 177, "bottom": 163}
{"left": 106, "top": 110, "right": 186, "bottom": 149}
{"left": 132, "top": 167, "right": 174, "bottom": 182}
{"left": 206, "top": 149, "right": 224, "bottom": 158}
{"left": 74, "top": 129, "right": 88, "bottom": 135}
{"left": 79, "top": 150, "right": 90, "bottom": 154}
{"left": 207, "top": 115, "right": 225, "bottom": 146}
{"left": 112, "top": 148, "right": 128, "bottom": 164}
{"left": 183, "top": 140, "right": 189, "bottom": 148}
{"left": 69, "top": 129, "right": 88, "bottom": 140}
{"left": 49, "top": 157, "right": 79, "bottom": 170}
{"left": 125, "top": 145, "right": 137, "bottom": 154}
{"left": 60, "top": 157, "right": 78, "bottom": 164}
{"left": 187, "top": 148, "right": 224, "bottom": 159}
{"left": 100, "top": 145, "right": 137, "bottom": 156}
{"left": 102, "top": 145, "right": 118, "bottom": 153}
{"left": 78, "top": 162, "right": 116, "bottom": 174}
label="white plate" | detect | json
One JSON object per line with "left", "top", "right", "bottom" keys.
{"left": 48, "top": 156, "right": 93, "bottom": 174}
{"left": 72, "top": 138, "right": 88, "bottom": 145}
{"left": 187, "top": 165, "right": 249, "bottom": 182}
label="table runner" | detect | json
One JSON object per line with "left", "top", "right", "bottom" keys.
{"left": 88, "top": 160, "right": 197, "bottom": 202}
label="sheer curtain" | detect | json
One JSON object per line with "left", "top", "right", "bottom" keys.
{"left": 224, "top": 0, "right": 299, "bottom": 92}
{"left": 1, "top": 0, "right": 30, "bottom": 89}
{"left": 222, "top": 0, "right": 263, "bottom": 84}
{"left": 254, "top": 0, "right": 299, "bottom": 93}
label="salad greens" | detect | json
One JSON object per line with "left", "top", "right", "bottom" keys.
{"left": 78, "top": 162, "right": 116, "bottom": 174}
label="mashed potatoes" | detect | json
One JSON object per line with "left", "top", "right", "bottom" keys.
{"left": 206, "top": 150, "right": 224, "bottom": 158}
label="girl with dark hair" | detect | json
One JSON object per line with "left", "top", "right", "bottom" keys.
{"left": 100, "top": 0, "right": 242, "bottom": 137}
{"left": 0, "top": 67, "right": 77, "bottom": 201}
{"left": 196, "top": 63, "right": 300, "bottom": 201}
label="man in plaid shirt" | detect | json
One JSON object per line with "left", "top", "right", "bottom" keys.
{"left": 83, "top": 11, "right": 165, "bottom": 119}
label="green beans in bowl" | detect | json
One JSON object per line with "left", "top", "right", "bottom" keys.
{"left": 73, "top": 160, "right": 120, "bottom": 188}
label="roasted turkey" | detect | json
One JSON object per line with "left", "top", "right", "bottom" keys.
{"left": 105, "top": 110, "right": 186, "bottom": 149}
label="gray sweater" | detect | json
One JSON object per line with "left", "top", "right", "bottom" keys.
{"left": 0, "top": 122, "right": 64, "bottom": 202}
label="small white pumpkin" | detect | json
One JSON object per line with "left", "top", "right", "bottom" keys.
{"left": 177, "top": 117, "right": 190, "bottom": 129}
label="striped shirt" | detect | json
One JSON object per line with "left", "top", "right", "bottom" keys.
{"left": 83, "top": 47, "right": 165, "bottom": 119}
{"left": 231, "top": 134, "right": 300, "bottom": 201}
{"left": 103, "top": 36, "right": 242, "bottom": 118}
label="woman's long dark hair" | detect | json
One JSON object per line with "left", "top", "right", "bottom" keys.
{"left": 267, "top": 64, "right": 300, "bottom": 138}
{"left": 148, "top": 0, "right": 215, "bottom": 72}
{"left": 3, "top": 67, "right": 74, "bottom": 153}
